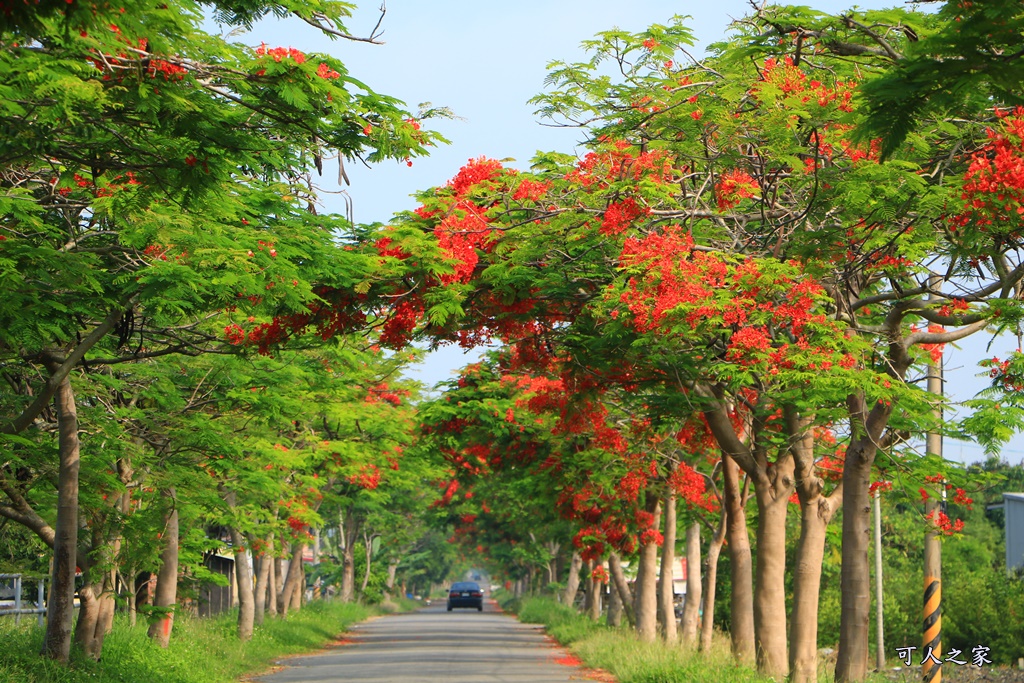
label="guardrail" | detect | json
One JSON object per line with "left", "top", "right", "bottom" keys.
{"left": 0, "top": 574, "right": 46, "bottom": 627}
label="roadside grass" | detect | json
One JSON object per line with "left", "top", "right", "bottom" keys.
{"left": 514, "top": 596, "right": 899, "bottom": 683}
{"left": 0, "top": 600, "right": 376, "bottom": 683}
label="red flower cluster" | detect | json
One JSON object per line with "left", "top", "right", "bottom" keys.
{"left": 714, "top": 169, "right": 758, "bottom": 211}
{"left": 952, "top": 108, "right": 1024, "bottom": 235}
{"left": 348, "top": 464, "right": 381, "bottom": 490}
{"left": 316, "top": 62, "right": 340, "bottom": 79}
{"left": 600, "top": 197, "right": 647, "bottom": 235}
{"left": 255, "top": 44, "right": 306, "bottom": 64}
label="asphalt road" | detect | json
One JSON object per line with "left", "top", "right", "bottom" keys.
{"left": 254, "top": 601, "right": 590, "bottom": 683}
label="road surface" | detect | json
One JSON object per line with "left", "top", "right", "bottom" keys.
{"left": 254, "top": 601, "right": 592, "bottom": 683}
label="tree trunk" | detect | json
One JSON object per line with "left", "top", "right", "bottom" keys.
{"left": 148, "top": 489, "right": 179, "bottom": 648}
{"left": 788, "top": 496, "right": 834, "bottom": 683}
{"left": 835, "top": 396, "right": 894, "bottom": 683}
{"left": 254, "top": 534, "right": 273, "bottom": 626}
{"left": 586, "top": 561, "right": 603, "bottom": 621}
{"left": 700, "top": 509, "right": 727, "bottom": 652}
{"left": 609, "top": 551, "right": 635, "bottom": 626}
{"left": 43, "top": 373, "right": 80, "bottom": 663}
{"left": 290, "top": 572, "right": 303, "bottom": 611}
{"left": 230, "top": 527, "right": 255, "bottom": 640}
{"left": 339, "top": 513, "right": 360, "bottom": 603}
{"left": 360, "top": 532, "right": 375, "bottom": 595}
{"left": 582, "top": 559, "right": 595, "bottom": 614}
{"left": 128, "top": 573, "right": 138, "bottom": 627}
{"left": 788, "top": 416, "right": 843, "bottom": 683}
{"left": 752, "top": 456, "right": 793, "bottom": 681}
{"left": 634, "top": 500, "right": 661, "bottom": 643}
{"left": 607, "top": 566, "right": 623, "bottom": 627}
{"left": 658, "top": 490, "right": 678, "bottom": 643}
{"left": 268, "top": 555, "right": 280, "bottom": 617}
{"left": 723, "top": 455, "right": 755, "bottom": 664}
{"left": 74, "top": 547, "right": 118, "bottom": 661}
{"left": 278, "top": 542, "right": 305, "bottom": 616}
{"left": 562, "top": 550, "right": 583, "bottom": 607}
{"left": 384, "top": 559, "right": 399, "bottom": 599}
{"left": 680, "top": 522, "right": 702, "bottom": 649}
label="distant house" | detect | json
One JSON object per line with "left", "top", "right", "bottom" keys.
{"left": 1006, "top": 493, "right": 1024, "bottom": 574}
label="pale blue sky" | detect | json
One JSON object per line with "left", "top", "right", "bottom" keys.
{"left": 234, "top": 1, "right": 1024, "bottom": 465}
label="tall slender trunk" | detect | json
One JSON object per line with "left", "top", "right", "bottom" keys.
{"left": 587, "top": 561, "right": 603, "bottom": 621}
{"left": 582, "top": 559, "right": 595, "bottom": 614}
{"left": 230, "top": 527, "right": 255, "bottom": 640}
{"left": 607, "top": 565, "right": 623, "bottom": 627}
{"left": 789, "top": 498, "right": 834, "bottom": 683}
{"left": 634, "top": 500, "right": 661, "bottom": 643}
{"left": 608, "top": 551, "right": 635, "bottom": 626}
{"left": 723, "top": 455, "right": 755, "bottom": 664}
{"left": 269, "top": 555, "right": 280, "bottom": 616}
{"left": 43, "top": 373, "right": 80, "bottom": 663}
{"left": 835, "top": 396, "right": 893, "bottom": 683}
{"left": 680, "top": 522, "right": 702, "bottom": 649}
{"left": 289, "top": 572, "right": 303, "bottom": 611}
{"left": 789, "top": 416, "right": 843, "bottom": 683}
{"left": 562, "top": 550, "right": 582, "bottom": 607}
{"left": 360, "top": 532, "right": 375, "bottom": 595}
{"left": 254, "top": 533, "right": 273, "bottom": 626}
{"left": 148, "top": 489, "right": 179, "bottom": 647}
{"left": 339, "top": 513, "right": 360, "bottom": 603}
{"left": 128, "top": 572, "right": 138, "bottom": 627}
{"left": 384, "top": 559, "right": 399, "bottom": 599}
{"left": 752, "top": 455, "right": 794, "bottom": 681}
{"left": 701, "top": 509, "right": 727, "bottom": 652}
{"left": 658, "top": 490, "right": 678, "bottom": 643}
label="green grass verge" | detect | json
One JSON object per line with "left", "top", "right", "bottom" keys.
{"left": 514, "top": 597, "right": 899, "bottom": 683}
{"left": 0, "top": 600, "right": 377, "bottom": 683}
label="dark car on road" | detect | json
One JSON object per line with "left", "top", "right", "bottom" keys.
{"left": 446, "top": 581, "right": 484, "bottom": 612}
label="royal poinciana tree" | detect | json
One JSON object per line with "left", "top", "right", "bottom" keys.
{"left": 0, "top": 0, "right": 446, "bottom": 663}
{"left": 385, "top": 9, "right": 1024, "bottom": 683}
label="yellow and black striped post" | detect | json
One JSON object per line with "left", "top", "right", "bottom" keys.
{"left": 922, "top": 569, "right": 941, "bottom": 683}
{"left": 923, "top": 321, "right": 943, "bottom": 683}
{"left": 923, "top": 295, "right": 942, "bottom": 683}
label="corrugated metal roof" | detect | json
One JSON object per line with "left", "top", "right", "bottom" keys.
{"left": 1005, "top": 492, "right": 1024, "bottom": 502}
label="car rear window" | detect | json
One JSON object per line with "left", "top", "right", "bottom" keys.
{"left": 450, "top": 582, "right": 480, "bottom": 591}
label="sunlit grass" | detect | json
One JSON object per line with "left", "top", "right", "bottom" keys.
{"left": 515, "top": 596, "right": 899, "bottom": 683}
{"left": 0, "top": 600, "right": 375, "bottom": 683}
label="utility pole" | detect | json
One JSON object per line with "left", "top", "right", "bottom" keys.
{"left": 923, "top": 324, "right": 943, "bottom": 683}
{"left": 874, "top": 488, "right": 885, "bottom": 671}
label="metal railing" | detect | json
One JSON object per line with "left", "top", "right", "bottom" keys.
{"left": 0, "top": 574, "right": 46, "bottom": 627}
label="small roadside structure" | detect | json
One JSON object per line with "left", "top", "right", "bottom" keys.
{"left": 1005, "top": 492, "right": 1024, "bottom": 574}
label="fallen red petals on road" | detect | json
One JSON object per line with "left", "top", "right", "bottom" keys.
{"left": 556, "top": 654, "right": 583, "bottom": 666}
